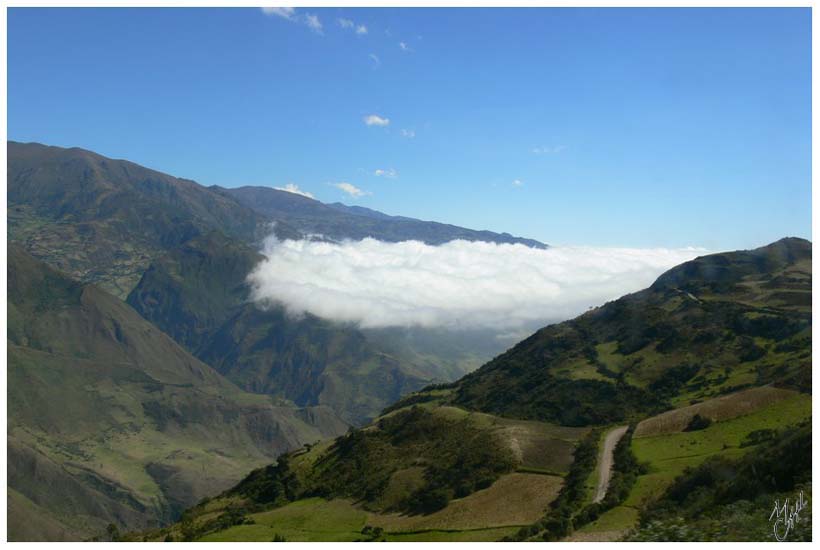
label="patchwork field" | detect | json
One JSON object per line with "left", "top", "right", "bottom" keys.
{"left": 196, "top": 472, "right": 561, "bottom": 543}
{"left": 198, "top": 498, "right": 366, "bottom": 542}
{"left": 148, "top": 404, "right": 582, "bottom": 543}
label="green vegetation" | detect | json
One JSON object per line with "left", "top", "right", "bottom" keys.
{"left": 453, "top": 238, "right": 811, "bottom": 426}
{"left": 233, "top": 406, "right": 517, "bottom": 515}
{"left": 196, "top": 498, "right": 367, "bottom": 542}
{"left": 625, "top": 390, "right": 811, "bottom": 519}
{"left": 627, "top": 422, "right": 811, "bottom": 541}
{"left": 684, "top": 413, "right": 712, "bottom": 431}
{"left": 135, "top": 404, "right": 580, "bottom": 542}
{"left": 508, "top": 425, "right": 646, "bottom": 541}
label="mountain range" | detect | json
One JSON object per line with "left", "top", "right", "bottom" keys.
{"left": 6, "top": 141, "right": 811, "bottom": 542}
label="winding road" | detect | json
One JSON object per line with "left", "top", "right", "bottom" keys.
{"left": 593, "top": 425, "right": 629, "bottom": 504}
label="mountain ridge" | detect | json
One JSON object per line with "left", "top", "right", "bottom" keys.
{"left": 214, "top": 184, "right": 547, "bottom": 248}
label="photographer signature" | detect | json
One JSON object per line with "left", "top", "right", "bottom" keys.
{"left": 769, "top": 491, "right": 807, "bottom": 541}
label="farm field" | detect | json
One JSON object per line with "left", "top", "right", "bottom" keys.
{"left": 634, "top": 385, "right": 799, "bottom": 437}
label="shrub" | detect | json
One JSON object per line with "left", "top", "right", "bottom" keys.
{"left": 684, "top": 414, "right": 712, "bottom": 432}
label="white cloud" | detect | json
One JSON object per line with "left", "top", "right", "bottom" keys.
{"left": 512, "top": 179, "right": 524, "bottom": 187}
{"left": 374, "top": 168, "right": 398, "bottom": 179}
{"left": 304, "top": 13, "right": 323, "bottom": 34}
{"left": 274, "top": 183, "right": 314, "bottom": 199}
{"left": 364, "top": 114, "right": 390, "bottom": 127}
{"left": 399, "top": 41, "right": 412, "bottom": 52}
{"left": 532, "top": 145, "right": 567, "bottom": 155}
{"left": 338, "top": 18, "right": 366, "bottom": 34}
{"left": 400, "top": 129, "right": 415, "bottom": 138}
{"left": 369, "top": 53, "right": 381, "bottom": 68}
{"left": 261, "top": 7, "right": 296, "bottom": 20}
{"left": 248, "top": 238, "right": 705, "bottom": 330}
{"left": 262, "top": 8, "right": 323, "bottom": 35}
{"left": 332, "top": 182, "right": 371, "bottom": 198}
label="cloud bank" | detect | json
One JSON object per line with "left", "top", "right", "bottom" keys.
{"left": 248, "top": 237, "right": 705, "bottom": 330}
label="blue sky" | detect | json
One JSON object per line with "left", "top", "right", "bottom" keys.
{"left": 8, "top": 7, "right": 811, "bottom": 250}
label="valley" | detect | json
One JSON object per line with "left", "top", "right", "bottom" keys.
{"left": 5, "top": 142, "right": 811, "bottom": 543}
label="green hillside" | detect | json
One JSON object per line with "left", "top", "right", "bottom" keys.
{"left": 7, "top": 245, "right": 348, "bottom": 541}
{"left": 453, "top": 237, "right": 811, "bottom": 425}
{"left": 130, "top": 404, "right": 588, "bottom": 542}
{"left": 148, "top": 239, "right": 811, "bottom": 542}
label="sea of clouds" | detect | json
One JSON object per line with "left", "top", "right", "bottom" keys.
{"left": 248, "top": 237, "right": 705, "bottom": 331}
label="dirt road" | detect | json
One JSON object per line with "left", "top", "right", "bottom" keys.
{"left": 593, "top": 425, "right": 629, "bottom": 504}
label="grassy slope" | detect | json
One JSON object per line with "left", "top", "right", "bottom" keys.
{"left": 7, "top": 246, "right": 348, "bottom": 541}
{"left": 453, "top": 238, "right": 810, "bottom": 426}
{"left": 572, "top": 389, "right": 811, "bottom": 540}
{"left": 627, "top": 420, "right": 811, "bottom": 541}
